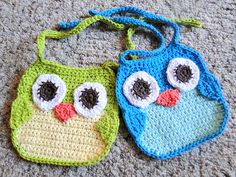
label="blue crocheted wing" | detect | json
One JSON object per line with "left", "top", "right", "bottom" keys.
{"left": 116, "top": 68, "right": 147, "bottom": 139}
{"left": 178, "top": 44, "right": 224, "bottom": 102}
{"left": 123, "top": 107, "right": 146, "bottom": 139}
{"left": 198, "top": 73, "right": 224, "bottom": 101}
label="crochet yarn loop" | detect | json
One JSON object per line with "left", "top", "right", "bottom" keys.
{"left": 89, "top": 6, "right": 202, "bottom": 60}
{"left": 37, "top": 16, "right": 124, "bottom": 62}
{"left": 40, "top": 15, "right": 168, "bottom": 63}
{"left": 58, "top": 7, "right": 202, "bottom": 61}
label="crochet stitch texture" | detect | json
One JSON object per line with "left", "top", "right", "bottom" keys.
{"left": 11, "top": 12, "right": 179, "bottom": 165}
{"left": 92, "top": 6, "right": 229, "bottom": 159}
{"left": 10, "top": 16, "right": 126, "bottom": 166}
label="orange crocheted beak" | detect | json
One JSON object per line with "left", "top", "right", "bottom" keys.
{"left": 54, "top": 103, "right": 76, "bottom": 122}
{"left": 156, "top": 89, "right": 180, "bottom": 107}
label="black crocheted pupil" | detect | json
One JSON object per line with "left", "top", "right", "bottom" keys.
{"left": 175, "top": 64, "right": 193, "bottom": 83}
{"left": 132, "top": 78, "right": 151, "bottom": 99}
{"left": 38, "top": 81, "right": 58, "bottom": 101}
{"left": 79, "top": 87, "right": 99, "bottom": 110}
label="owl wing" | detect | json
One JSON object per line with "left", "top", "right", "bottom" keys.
{"left": 197, "top": 73, "right": 224, "bottom": 101}
{"left": 123, "top": 108, "right": 146, "bottom": 139}
{"left": 10, "top": 96, "right": 32, "bottom": 130}
{"left": 96, "top": 110, "right": 119, "bottom": 145}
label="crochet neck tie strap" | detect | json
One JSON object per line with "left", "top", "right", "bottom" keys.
{"left": 89, "top": 7, "right": 202, "bottom": 61}
{"left": 58, "top": 7, "right": 202, "bottom": 55}
{"left": 37, "top": 15, "right": 126, "bottom": 62}
{"left": 57, "top": 16, "right": 168, "bottom": 59}
{"left": 89, "top": 6, "right": 180, "bottom": 43}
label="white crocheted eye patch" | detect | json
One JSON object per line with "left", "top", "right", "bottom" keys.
{"left": 166, "top": 58, "right": 200, "bottom": 91}
{"left": 74, "top": 82, "right": 107, "bottom": 118}
{"left": 32, "top": 74, "right": 67, "bottom": 111}
{"left": 32, "top": 75, "right": 108, "bottom": 119}
{"left": 123, "top": 71, "right": 160, "bottom": 108}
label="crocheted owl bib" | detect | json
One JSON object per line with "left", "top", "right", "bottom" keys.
{"left": 10, "top": 16, "right": 126, "bottom": 166}
{"left": 92, "top": 7, "right": 229, "bottom": 159}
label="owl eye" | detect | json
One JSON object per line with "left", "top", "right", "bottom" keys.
{"left": 32, "top": 74, "right": 66, "bottom": 111}
{"left": 123, "top": 71, "right": 160, "bottom": 108}
{"left": 74, "top": 82, "right": 107, "bottom": 118}
{"left": 166, "top": 58, "right": 200, "bottom": 91}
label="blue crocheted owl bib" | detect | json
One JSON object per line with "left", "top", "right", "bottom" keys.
{"left": 89, "top": 6, "right": 229, "bottom": 159}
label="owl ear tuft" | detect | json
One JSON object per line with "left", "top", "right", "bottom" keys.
{"left": 102, "top": 61, "right": 119, "bottom": 73}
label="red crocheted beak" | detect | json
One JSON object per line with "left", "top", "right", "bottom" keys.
{"left": 54, "top": 103, "right": 76, "bottom": 122}
{"left": 156, "top": 89, "right": 180, "bottom": 107}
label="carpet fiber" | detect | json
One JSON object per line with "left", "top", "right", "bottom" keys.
{"left": 0, "top": 0, "right": 235, "bottom": 176}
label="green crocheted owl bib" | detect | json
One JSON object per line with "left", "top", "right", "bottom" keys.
{"left": 10, "top": 16, "right": 125, "bottom": 166}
